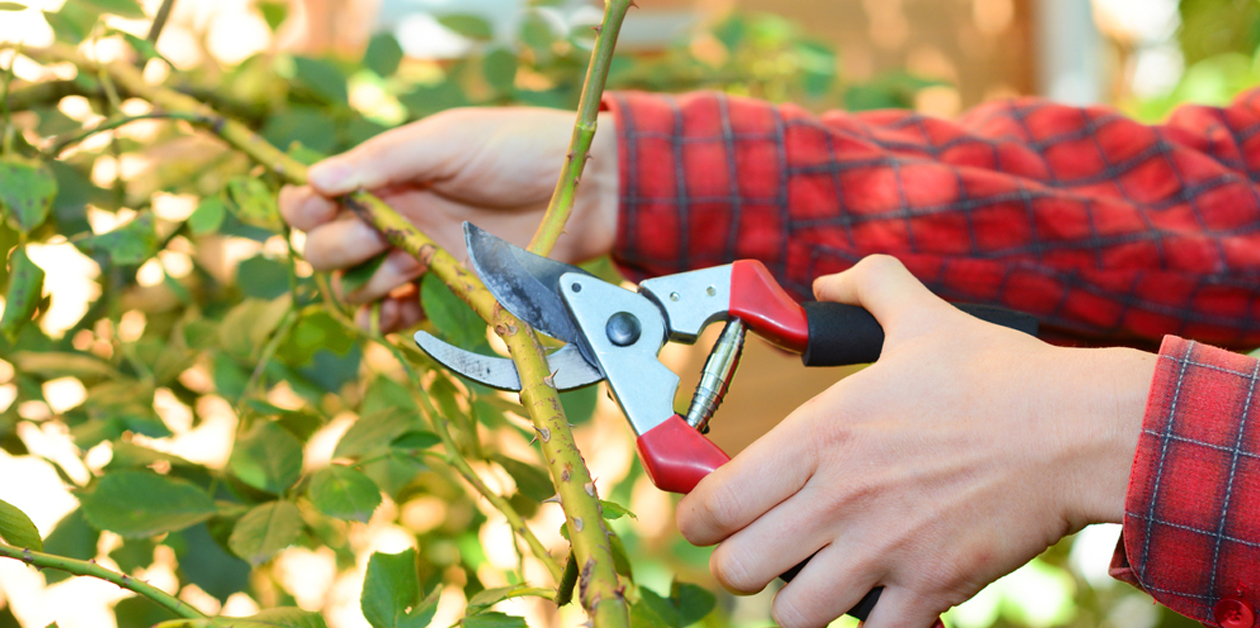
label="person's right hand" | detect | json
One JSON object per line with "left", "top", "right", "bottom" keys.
{"left": 278, "top": 107, "right": 620, "bottom": 332}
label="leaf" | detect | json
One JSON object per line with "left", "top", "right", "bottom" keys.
{"left": 361, "top": 548, "right": 438, "bottom": 628}
{"left": 307, "top": 466, "right": 381, "bottom": 523}
{"left": 1, "top": 248, "right": 45, "bottom": 343}
{"left": 339, "top": 253, "right": 387, "bottom": 296}
{"left": 257, "top": 0, "right": 288, "bottom": 32}
{"left": 79, "top": 471, "right": 217, "bottom": 538}
{"left": 78, "top": 0, "right": 144, "bottom": 18}
{"left": 278, "top": 310, "right": 355, "bottom": 365}
{"left": 0, "top": 156, "right": 56, "bottom": 234}
{"left": 334, "top": 409, "right": 415, "bottom": 460}
{"left": 113, "top": 29, "right": 173, "bottom": 66}
{"left": 0, "top": 3, "right": 27, "bottom": 11}
{"left": 169, "top": 523, "right": 251, "bottom": 603}
{"left": 600, "top": 500, "right": 635, "bottom": 521}
{"left": 226, "top": 176, "right": 282, "bottom": 231}
{"left": 237, "top": 255, "right": 290, "bottom": 300}
{"left": 461, "top": 613, "right": 527, "bottom": 628}
{"left": 187, "top": 194, "right": 227, "bottom": 236}
{"left": 438, "top": 14, "right": 494, "bottom": 40}
{"left": 637, "top": 581, "right": 716, "bottom": 628}
{"left": 465, "top": 585, "right": 552, "bottom": 615}
{"left": 420, "top": 274, "right": 486, "bottom": 350}
{"left": 42, "top": 0, "right": 97, "bottom": 44}
{"left": 364, "top": 32, "right": 404, "bottom": 77}
{"left": 292, "top": 57, "right": 348, "bottom": 105}
{"left": 0, "top": 498, "right": 42, "bottom": 550}
{"left": 482, "top": 48, "right": 518, "bottom": 94}
{"left": 227, "top": 500, "right": 304, "bottom": 565}
{"left": 491, "top": 454, "right": 553, "bottom": 503}
{"left": 219, "top": 295, "right": 293, "bottom": 360}
{"left": 389, "top": 431, "right": 440, "bottom": 453}
{"left": 75, "top": 212, "right": 159, "bottom": 266}
{"left": 155, "top": 607, "right": 328, "bottom": 628}
{"left": 7, "top": 350, "right": 113, "bottom": 379}
{"left": 228, "top": 420, "right": 304, "bottom": 495}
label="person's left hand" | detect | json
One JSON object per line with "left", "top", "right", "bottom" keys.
{"left": 676, "top": 255, "right": 1155, "bottom": 628}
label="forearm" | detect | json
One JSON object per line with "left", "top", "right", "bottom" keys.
{"left": 602, "top": 90, "right": 1260, "bottom": 349}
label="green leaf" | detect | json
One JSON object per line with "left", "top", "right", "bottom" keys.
{"left": 228, "top": 500, "right": 304, "bottom": 566}
{"left": 465, "top": 585, "right": 552, "bottom": 615}
{"left": 155, "top": 607, "right": 328, "bottom": 628}
{"left": 292, "top": 57, "right": 348, "bottom": 105}
{"left": 187, "top": 194, "right": 227, "bottom": 236}
{"left": 169, "top": 523, "right": 251, "bottom": 603}
{"left": 0, "top": 498, "right": 41, "bottom": 550}
{"left": 109, "top": 537, "right": 155, "bottom": 572}
{"left": 78, "top": 0, "right": 144, "bottom": 18}
{"left": 364, "top": 32, "right": 404, "bottom": 78}
{"left": 340, "top": 252, "right": 387, "bottom": 297}
{"left": 228, "top": 420, "right": 304, "bottom": 494}
{"left": 438, "top": 14, "right": 493, "bottom": 40}
{"left": 75, "top": 212, "right": 159, "bottom": 266}
{"left": 389, "top": 431, "right": 440, "bottom": 453}
{"left": 461, "top": 612, "right": 527, "bottom": 628}
{"left": 420, "top": 273, "right": 486, "bottom": 352}
{"left": 482, "top": 48, "right": 518, "bottom": 94}
{"left": 559, "top": 385, "right": 598, "bottom": 425}
{"left": 226, "top": 176, "right": 282, "bottom": 231}
{"left": 334, "top": 408, "right": 415, "bottom": 460}
{"left": 600, "top": 500, "right": 635, "bottom": 521}
{"left": 492, "top": 454, "right": 553, "bottom": 503}
{"left": 278, "top": 310, "right": 355, "bottom": 365}
{"left": 219, "top": 295, "right": 293, "bottom": 359}
{"left": 114, "top": 29, "right": 173, "bottom": 66}
{"left": 42, "top": 0, "right": 97, "bottom": 44}
{"left": 79, "top": 471, "right": 217, "bottom": 538}
{"left": 307, "top": 466, "right": 381, "bottom": 522}
{"left": 361, "top": 548, "right": 438, "bottom": 628}
{"left": 237, "top": 255, "right": 290, "bottom": 300}
{"left": 1, "top": 248, "right": 45, "bottom": 343}
{"left": 257, "top": 0, "right": 288, "bottom": 32}
{"left": 0, "top": 3, "right": 27, "bottom": 11}
{"left": 7, "top": 350, "right": 113, "bottom": 379}
{"left": 362, "top": 375, "right": 417, "bottom": 417}
{"left": 0, "top": 156, "right": 56, "bottom": 234}
{"left": 637, "top": 581, "right": 716, "bottom": 628}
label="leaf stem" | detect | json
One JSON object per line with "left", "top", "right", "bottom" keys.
{"left": 146, "top": 0, "right": 178, "bottom": 45}
{"left": 47, "top": 111, "right": 209, "bottom": 155}
{"left": 0, "top": 543, "right": 220, "bottom": 624}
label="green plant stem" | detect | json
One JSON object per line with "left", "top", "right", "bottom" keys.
{"left": 0, "top": 543, "right": 219, "bottom": 624}
{"left": 527, "top": 0, "right": 634, "bottom": 256}
{"left": 146, "top": 0, "right": 178, "bottom": 44}
{"left": 47, "top": 112, "right": 209, "bottom": 155}
{"left": 34, "top": 43, "right": 629, "bottom": 628}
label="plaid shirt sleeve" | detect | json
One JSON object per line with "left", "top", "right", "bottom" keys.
{"left": 601, "top": 90, "right": 1260, "bottom": 350}
{"left": 1110, "top": 337, "right": 1260, "bottom": 627}
{"left": 601, "top": 90, "right": 1260, "bottom": 625}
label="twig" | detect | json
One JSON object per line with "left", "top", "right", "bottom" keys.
{"left": 0, "top": 543, "right": 220, "bottom": 624}
{"left": 146, "top": 0, "right": 178, "bottom": 45}
{"left": 47, "top": 112, "right": 209, "bottom": 155}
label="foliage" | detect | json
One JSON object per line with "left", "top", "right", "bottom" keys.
{"left": 0, "top": 0, "right": 953, "bottom": 627}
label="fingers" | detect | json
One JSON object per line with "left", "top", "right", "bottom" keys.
{"left": 353, "top": 287, "right": 424, "bottom": 334}
{"left": 766, "top": 543, "right": 885, "bottom": 628}
{"left": 301, "top": 214, "right": 390, "bottom": 272}
{"left": 278, "top": 185, "right": 339, "bottom": 231}
{"left": 811, "top": 255, "right": 951, "bottom": 334}
{"left": 852, "top": 586, "right": 948, "bottom": 628}
{"left": 340, "top": 248, "right": 428, "bottom": 305}
{"left": 305, "top": 111, "right": 473, "bottom": 195}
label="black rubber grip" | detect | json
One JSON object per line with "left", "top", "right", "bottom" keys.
{"left": 780, "top": 556, "right": 882, "bottom": 621}
{"left": 801, "top": 302, "right": 1039, "bottom": 367}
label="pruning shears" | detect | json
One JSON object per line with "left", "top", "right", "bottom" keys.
{"left": 415, "top": 222, "right": 1039, "bottom": 622}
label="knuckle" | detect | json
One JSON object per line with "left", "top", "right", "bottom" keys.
{"left": 771, "top": 593, "right": 818, "bottom": 628}
{"left": 710, "top": 544, "right": 763, "bottom": 594}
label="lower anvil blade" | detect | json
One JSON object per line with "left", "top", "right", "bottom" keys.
{"left": 414, "top": 331, "right": 603, "bottom": 391}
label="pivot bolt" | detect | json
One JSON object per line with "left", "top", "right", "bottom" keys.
{"left": 606, "top": 312, "right": 641, "bottom": 346}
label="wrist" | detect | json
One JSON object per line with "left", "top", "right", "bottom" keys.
{"left": 1054, "top": 346, "right": 1156, "bottom": 528}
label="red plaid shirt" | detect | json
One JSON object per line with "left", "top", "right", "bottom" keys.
{"left": 602, "top": 90, "right": 1260, "bottom": 626}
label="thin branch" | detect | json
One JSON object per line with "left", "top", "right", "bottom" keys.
{"left": 0, "top": 543, "right": 221, "bottom": 624}
{"left": 47, "top": 111, "right": 209, "bottom": 155}
{"left": 146, "top": 0, "right": 178, "bottom": 45}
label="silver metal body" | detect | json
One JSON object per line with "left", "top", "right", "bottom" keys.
{"left": 413, "top": 331, "right": 602, "bottom": 391}
{"left": 638, "top": 266, "right": 734, "bottom": 342}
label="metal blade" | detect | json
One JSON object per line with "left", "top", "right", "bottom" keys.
{"left": 414, "top": 331, "right": 603, "bottom": 391}
{"left": 464, "top": 222, "right": 594, "bottom": 345}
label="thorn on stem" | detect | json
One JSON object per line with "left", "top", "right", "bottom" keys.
{"left": 543, "top": 494, "right": 562, "bottom": 504}
{"left": 572, "top": 517, "right": 584, "bottom": 532}
{"left": 584, "top": 482, "right": 596, "bottom": 497}
{"left": 591, "top": 25, "right": 603, "bottom": 35}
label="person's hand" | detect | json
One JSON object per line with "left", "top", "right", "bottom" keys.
{"left": 676, "top": 255, "right": 1156, "bottom": 628}
{"left": 278, "top": 107, "right": 619, "bottom": 331}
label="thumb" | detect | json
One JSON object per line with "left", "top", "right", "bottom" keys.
{"left": 306, "top": 112, "right": 471, "bottom": 195}
{"left": 812, "top": 255, "right": 950, "bottom": 329}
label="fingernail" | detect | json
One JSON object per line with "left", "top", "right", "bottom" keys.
{"left": 308, "top": 160, "right": 352, "bottom": 191}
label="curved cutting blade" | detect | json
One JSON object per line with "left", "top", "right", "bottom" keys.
{"left": 464, "top": 222, "right": 595, "bottom": 345}
{"left": 414, "top": 331, "right": 603, "bottom": 391}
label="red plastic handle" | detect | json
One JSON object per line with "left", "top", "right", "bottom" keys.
{"left": 729, "top": 260, "right": 809, "bottom": 353}
{"left": 635, "top": 415, "right": 731, "bottom": 494}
